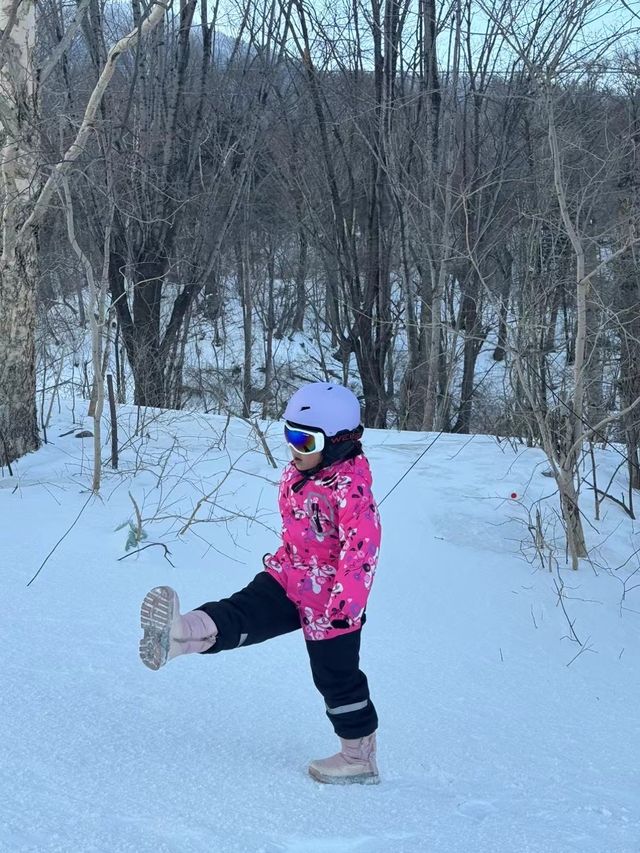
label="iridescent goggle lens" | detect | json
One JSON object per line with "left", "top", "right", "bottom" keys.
{"left": 284, "top": 423, "right": 325, "bottom": 455}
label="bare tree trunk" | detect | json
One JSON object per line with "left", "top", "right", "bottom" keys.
{"left": 107, "top": 373, "right": 118, "bottom": 469}
{"left": 262, "top": 243, "right": 275, "bottom": 418}
{"left": 0, "top": 0, "right": 39, "bottom": 467}
{"left": 547, "top": 90, "right": 588, "bottom": 563}
{"left": 452, "top": 269, "right": 485, "bottom": 434}
{"left": 237, "top": 236, "right": 252, "bottom": 418}
{"left": 493, "top": 250, "right": 512, "bottom": 362}
{"left": 618, "top": 259, "right": 640, "bottom": 490}
{"left": 59, "top": 176, "right": 113, "bottom": 492}
{"left": 292, "top": 216, "right": 307, "bottom": 333}
{"left": 584, "top": 272, "right": 605, "bottom": 435}
{"left": 422, "top": 0, "right": 460, "bottom": 431}
{"left": 131, "top": 264, "right": 165, "bottom": 407}
{"left": 0, "top": 0, "right": 169, "bottom": 466}
{"left": 76, "top": 281, "right": 87, "bottom": 328}
{"left": 0, "top": 242, "right": 39, "bottom": 465}
{"left": 397, "top": 204, "right": 423, "bottom": 429}
{"left": 543, "top": 281, "right": 562, "bottom": 354}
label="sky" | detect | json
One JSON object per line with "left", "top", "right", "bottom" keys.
{"left": 205, "top": 0, "right": 640, "bottom": 76}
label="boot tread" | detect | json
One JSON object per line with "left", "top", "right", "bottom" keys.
{"left": 139, "top": 586, "right": 176, "bottom": 670}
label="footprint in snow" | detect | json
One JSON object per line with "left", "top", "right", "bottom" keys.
{"left": 456, "top": 799, "right": 497, "bottom": 822}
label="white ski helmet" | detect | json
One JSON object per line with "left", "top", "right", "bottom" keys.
{"left": 284, "top": 382, "right": 361, "bottom": 436}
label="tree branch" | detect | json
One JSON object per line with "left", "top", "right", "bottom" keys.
{"left": 2, "top": 0, "right": 172, "bottom": 267}
{"left": 37, "top": 0, "right": 94, "bottom": 86}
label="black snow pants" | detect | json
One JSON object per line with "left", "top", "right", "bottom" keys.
{"left": 196, "top": 571, "right": 378, "bottom": 739}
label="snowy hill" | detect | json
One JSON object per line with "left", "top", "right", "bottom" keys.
{"left": 1, "top": 407, "right": 639, "bottom": 853}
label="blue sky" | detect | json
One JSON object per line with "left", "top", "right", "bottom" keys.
{"left": 209, "top": 0, "right": 640, "bottom": 71}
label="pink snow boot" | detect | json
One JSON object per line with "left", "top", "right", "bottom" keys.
{"left": 139, "top": 586, "right": 217, "bottom": 671}
{"left": 308, "top": 732, "right": 379, "bottom": 785}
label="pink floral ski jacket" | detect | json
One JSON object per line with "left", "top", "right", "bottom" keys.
{"left": 263, "top": 455, "right": 381, "bottom": 641}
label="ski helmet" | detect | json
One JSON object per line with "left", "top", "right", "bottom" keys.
{"left": 284, "top": 382, "right": 361, "bottom": 437}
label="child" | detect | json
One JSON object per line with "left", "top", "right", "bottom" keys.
{"left": 139, "top": 382, "right": 382, "bottom": 784}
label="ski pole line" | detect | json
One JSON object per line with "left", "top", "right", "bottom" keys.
{"left": 377, "top": 357, "right": 503, "bottom": 506}
{"left": 511, "top": 348, "right": 638, "bottom": 473}
{"left": 377, "top": 349, "right": 638, "bottom": 507}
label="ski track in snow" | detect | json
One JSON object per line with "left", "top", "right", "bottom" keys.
{"left": 1, "top": 410, "right": 640, "bottom": 853}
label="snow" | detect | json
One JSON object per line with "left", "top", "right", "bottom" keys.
{"left": 1, "top": 408, "right": 639, "bottom": 853}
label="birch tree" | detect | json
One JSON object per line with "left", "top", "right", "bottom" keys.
{"left": 0, "top": 0, "right": 171, "bottom": 468}
{"left": 0, "top": 0, "right": 39, "bottom": 467}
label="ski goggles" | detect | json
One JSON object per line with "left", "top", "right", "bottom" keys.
{"left": 284, "top": 422, "right": 325, "bottom": 455}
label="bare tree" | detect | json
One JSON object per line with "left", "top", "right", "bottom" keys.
{"left": 0, "top": 0, "right": 40, "bottom": 466}
{"left": 0, "top": 0, "right": 169, "bottom": 468}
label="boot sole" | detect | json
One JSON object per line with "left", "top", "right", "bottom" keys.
{"left": 139, "top": 586, "right": 177, "bottom": 670}
{"left": 308, "top": 766, "right": 380, "bottom": 785}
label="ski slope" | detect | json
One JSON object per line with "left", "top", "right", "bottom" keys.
{"left": 1, "top": 408, "right": 639, "bottom": 853}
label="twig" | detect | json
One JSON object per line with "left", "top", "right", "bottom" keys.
{"left": 118, "top": 542, "right": 175, "bottom": 567}
{"left": 241, "top": 416, "right": 277, "bottom": 468}
{"left": 566, "top": 638, "right": 596, "bottom": 668}
{"left": 178, "top": 452, "right": 251, "bottom": 535}
{"left": 586, "top": 484, "right": 635, "bottom": 519}
{"left": 27, "top": 494, "right": 94, "bottom": 586}
{"left": 553, "top": 577, "right": 582, "bottom": 645}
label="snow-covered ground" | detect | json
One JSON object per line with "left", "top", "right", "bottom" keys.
{"left": 2, "top": 406, "right": 639, "bottom": 853}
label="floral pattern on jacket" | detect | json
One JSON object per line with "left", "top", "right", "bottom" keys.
{"left": 263, "top": 454, "right": 381, "bottom": 640}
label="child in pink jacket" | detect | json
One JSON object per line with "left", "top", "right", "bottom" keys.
{"left": 139, "top": 383, "right": 382, "bottom": 784}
